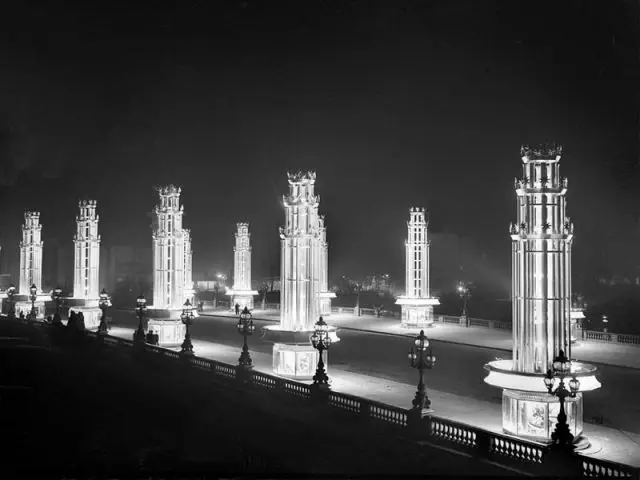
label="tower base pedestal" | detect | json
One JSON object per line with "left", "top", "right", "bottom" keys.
{"left": 14, "top": 297, "right": 47, "bottom": 319}
{"left": 229, "top": 292, "right": 257, "bottom": 311}
{"left": 272, "top": 343, "right": 319, "bottom": 380}
{"left": 146, "top": 307, "right": 187, "bottom": 347}
{"left": 69, "top": 306, "right": 102, "bottom": 330}
{"left": 396, "top": 297, "right": 439, "bottom": 329}
{"left": 262, "top": 325, "right": 339, "bottom": 380}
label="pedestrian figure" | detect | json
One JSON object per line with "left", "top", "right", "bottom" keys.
{"left": 19, "top": 311, "right": 25, "bottom": 321}
{"left": 146, "top": 329, "right": 154, "bottom": 344}
{"left": 77, "top": 312, "right": 86, "bottom": 331}
{"left": 67, "top": 311, "right": 77, "bottom": 330}
{"left": 235, "top": 303, "right": 240, "bottom": 316}
{"left": 199, "top": 301, "right": 204, "bottom": 313}
{"left": 153, "top": 332, "right": 159, "bottom": 346}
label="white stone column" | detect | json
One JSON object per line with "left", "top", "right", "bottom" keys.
{"left": 19, "top": 211, "right": 43, "bottom": 293}
{"left": 73, "top": 200, "right": 101, "bottom": 300}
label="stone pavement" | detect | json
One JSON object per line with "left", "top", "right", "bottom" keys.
{"left": 108, "top": 325, "right": 640, "bottom": 468}
{"left": 201, "top": 307, "right": 640, "bottom": 370}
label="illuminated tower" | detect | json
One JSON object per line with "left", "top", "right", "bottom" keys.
{"left": 73, "top": 200, "right": 100, "bottom": 300}
{"left": 15, "top": 211, "right": 46, "bottom": 318}
{"left": 484, "top": 144, "right": 600, "bottom": 444}
{"left": 19, "top": 211, "right": 43, "bottom": 294}
{"left": 227, "top": 223, "right": 258, "bottom": 310}
{"left": 183, "top": 228, "right": 194, "bottom": 304}
{"left": 263, "top": 171, "right": 338, "bottom": 378}
{"left": 396, "top": 207, "right": 439, "bottom": 328}
{"left": 68, "top": 200, "right": 103, "bottom": 329}
{"left": 152, "top": 185, "right": 185, "bottom": 309}
{"left": 146, "top": 185, "right": 187, "bottom": 346}
{"left": 318, "top": 215, "right": 336, "bottom": 316}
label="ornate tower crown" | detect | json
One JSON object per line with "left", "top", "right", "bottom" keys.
{"left": 287, "top": 170, "right": 316, "bottom": 184}
{"left": 23, "top": 211, "right": 41, "bottom": 228}
{"left": 79, "top": 199, "right": 97, "bottom": 208}
{"left": 409, "top": 207, "right": 428, "bottom": 225}
{"left": 156, "top": 184, "right": 182, "bottom": 196}
{"left": 520, "top": 143, "right": 563, "bottom": 162}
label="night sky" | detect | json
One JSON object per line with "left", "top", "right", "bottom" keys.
{"left": 1, "top": 0, "right": 638, "bottom": 289}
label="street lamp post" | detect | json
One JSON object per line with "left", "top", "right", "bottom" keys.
{"left": 28, "top": 284, "right": 38, "bottom": 321}
{"left": 236, "top": 306, "right": 255, "bottom": 380}
{"left": 310, "top": 317, "right": 332, "bottom": 391}
{"left": 457, "top": 281, "right": 471, "bottom": 328}
{"left": 98, "top": 288, "right": 111, "bottom": 335}
{"left": 601, "top": 314, "right": 608, "bottom": 334}
{"left": 6, "top": 285, "right": 17, "bottom": 320}
{"left": 354, "top": 282, "right": 361, "bottom": 317}
{"left": 134, "top": 295, "right": 147, "bottom": 345}
{"left": 50, "top": 287, "right": 63, "bottom": 325}
{"left": 180, "top": 299, "right": 196, "bottom": 356}
{"left": 408, "top": 330, "right": 436, "bottom": 414}
{"left": 544, "top": 350, "right": 580, "bottom": 449}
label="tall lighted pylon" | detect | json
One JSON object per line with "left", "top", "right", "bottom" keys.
{"left": 73, "top": 200, "right": 100, "bottom": 300}
{"left": 15, "top": 211, "right": 46, "bottom": 318}
{"left": 68, "top": 200, "right": 103, "bottom": 329}
{"left": 146, "top": 185, "right": 187, "bottom": 346}
{"left": 484, "top": 144, "right": 600, "bottom": 444}
{"left": 152, "top": 185, "right": 185, "bottom": 309}
{"left": 183, "top": 228, "right": 194, "bottom": 304}
{"left": 318, "top": 215, "right": 336, "bottom": 316}
{"left": 228, "top": 223, "right": 258, "bottom": 310}
{"left": 263, "top": 171, "right": 338, "bottom": 379}
{"left": 19, "top": 211, "right": 43, "bottom": 294}
{"left": 396, "top": 207, "right": 439, "bottom": 328}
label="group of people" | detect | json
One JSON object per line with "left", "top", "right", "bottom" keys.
{"left": 145, "top": 329, "right": 160, "bottom": 346}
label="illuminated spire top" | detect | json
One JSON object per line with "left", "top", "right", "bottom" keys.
{"left": 287, "top": 171, "right": 316, "bottom": 184}
{"left": 23, "top": 211, "right": 41, "bottom": 229}
{"left": 156, "top": 184, "right": 182, "bottom": 196}
{"left": 409, "top": 207, "right": 428, "bottom": 225}
{"left": 520, "top": 144, "right": 563, "bottom": 162}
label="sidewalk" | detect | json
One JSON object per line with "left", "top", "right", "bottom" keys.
{"left": 200, "top": 308, "right": 640, "bottom": 370}
{"left": 108, "top": 325, "right": 640, "bottom": 468}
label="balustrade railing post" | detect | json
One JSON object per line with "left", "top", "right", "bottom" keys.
{"left": 474, "top": 430, "right": 492, "bottom": 460}
{"left": 407, "top": 409, "right": 432, "bottom": 439}
{"left": 541, "top": 447, "right": 583, "bottom": 478}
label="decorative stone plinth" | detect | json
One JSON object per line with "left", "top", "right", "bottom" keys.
{"left": 147, "top": 319, "right": 186, "bottom": 347}
{"left": 69, "top": 306, "right": 102, "bottom": 330}
{"left": 272, "top": 343, "right": 319, "bottom": 379}
{"left": 396, "top": 298, "right": 440, "bottom": 329}
{"left": 319, "top": 292, "right": 336, "bottom": 316}
{"left": 262, "top": 325, "right": 339, "bottom": 380}
{"left": 484, "top": 359, "right": 600, "bottom": 445}
{"left": 14, "top": 300, "right": 46, "bottom": 319}
{"left": 502, "top": 389, "right": 583, "bottom": 443}
{"left": 145, "top": 307, "right": 186, "bottom": 347}
{"left": 228, "top": 290, "right": 258, "bottom": 311}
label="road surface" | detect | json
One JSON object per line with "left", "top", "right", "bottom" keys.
{"left": 110, "top": 309, "right": 640, "bottom": 434}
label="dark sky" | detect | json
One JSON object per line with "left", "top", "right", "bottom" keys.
{"left": 0, "top": 0, "right": 638, "bottom": 288}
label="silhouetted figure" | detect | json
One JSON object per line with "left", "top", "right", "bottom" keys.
{"left": 52, "top": 312, "right": 63, "bottom": 326}
{"left": 198, "top": 301, "right": 204, "bottom": 313}
{"left": 235, "top": 303, "right": 240, "bottom": 316}
{"left": 45, "top": 315, "right": 53, "bottom": 324}
{"left": 19, "top": 311, "right": 25, "bottom": 322}
{"left": 152, "top": 332, "right": 159, "bottom": 346}
{"left": 146, "top": 329, "right": 155, "bottom": 344}
{"left": 67, "top": 311, "right": 77, "bottom": 330}
{"left": 76, "top": 312, "right": 86, "bottom": 331}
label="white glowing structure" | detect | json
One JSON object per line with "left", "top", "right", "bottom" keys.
{"left": 484, "top": 145, "right": 600, "bottom": 444}
{"left": 19, "top": 211, "right": 43, "bottom": 294}
{"left": 146, "top": 185, "right": 187, "bottom": 346}
{"left": 183, "top": 228, "right": 195, "bottom": 304}
{"left": 318, "top": 215, "right": 336, "bottom": 316}
{"left": 16, "top": 211, "right": 46, "bottom": 318}
{"left": 570, "top": 307, "right": 585, "bottom": 344}
{"left": 227, "top": 223, "right": 258, "bottom": 310}
{"left": 396, "top": 207, "right": 439, "bottom": 328}
{"left": 262, "top": 171, "right": 339, "bottom": 379}
{"left": 68, "top": 200, "right": 102, "bottom": 330}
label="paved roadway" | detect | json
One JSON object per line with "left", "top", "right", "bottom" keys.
{"left": 110, "top": 309, "right": 640, "bottom": 434}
